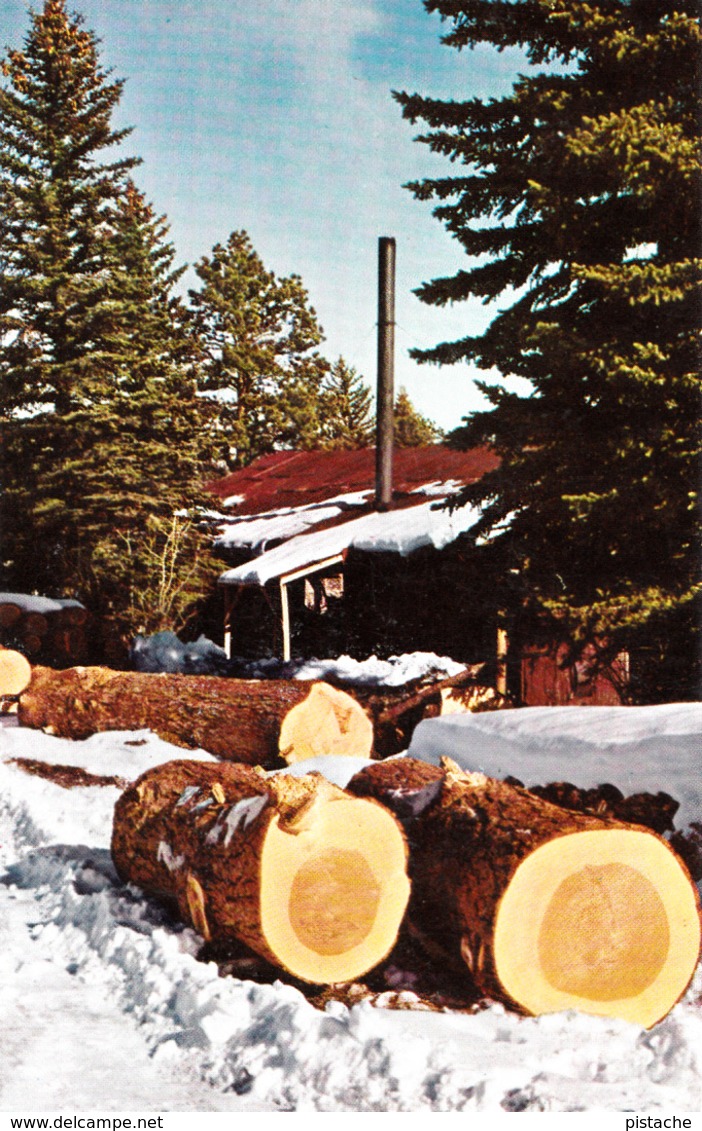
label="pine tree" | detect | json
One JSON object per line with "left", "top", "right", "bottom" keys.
{"left": 0, "top": 0, "right": 140, "bottom": 415}
{"left": 319, "top": 357, "right": 374, "bottom": 449}
{"left": 0, "top": 3, "right": 210, "bottom": 649}
{"left": 398, "top": 0, "right": 701, "bottom": 699}
{"left": 393, "top": 387, "right": 444, "bottom": 448}
{"left": 190, "top": 231, "right": 329, "bottom": 468}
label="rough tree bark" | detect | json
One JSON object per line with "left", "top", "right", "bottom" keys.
{"left": 111, "top": 759, "right": 410, "bottom": 984}
{"left": 347, "top": 757, "right": 701, "bottom": 1027}
{"left": 18, "top": 666, "right": 374, "bottom": 766}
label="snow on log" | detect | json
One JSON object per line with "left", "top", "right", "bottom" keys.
{"left": 17, "top": 666, "right": 373, "bottom": 766}
{"left": 347, "top": 757, "right": 701, "bottom": 1028}
{"left": 0, "top": 648, "right": 33, "bottom": 699}
{"left": 111, "top": 759, "right": 410, "bottom": 984}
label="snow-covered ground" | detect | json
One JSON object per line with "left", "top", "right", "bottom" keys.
{"left": 1, "top": 702, "right": 701, "bottom": 1113}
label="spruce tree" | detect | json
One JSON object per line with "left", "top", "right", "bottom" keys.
{"left": 0, "top": 3, "right": 210, "bottom": 649}
{"left": 394, "top": 387, "right": 444, "bottom": 447}
{"left": 190, "top": 231, "right": 329, "bottom": 468}
{"left": 0, "top": 0, "right": 140, "bottom": 414}
{"left": 398, "top": 0, "right": 701, "bottom": 698}
{"left": 319, "top": 357, "right": 374, "bottom": 449}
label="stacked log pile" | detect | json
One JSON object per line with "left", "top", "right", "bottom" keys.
{"left": 0, "top": 594, "right": 90, "bottom": 666}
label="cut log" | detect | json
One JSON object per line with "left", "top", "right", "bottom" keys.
{"left": 111, "top": 759, "right": 410, "bottom": 984}
{"left": 21, "top": 634, "right": 43, "bottom": 656}
{"left": 22, "top": 611, "right": 49, "bottom": 637}
{"left": 56, "top": 602, "right": 89, "bottom": 628}
{"left": 0, "top": 602, "right": 22, "bottom": 629}
{"left": 0, "top": 648, "right": 33, "bottom": 698}
{"left": 278, "top": 681, "right": 374, "bottom": 763}
{"left": 347, "top": 757, "right": 701, "bottom": 1028}
{"left": 18, "top": 666, "right": 374, "bottom": 766}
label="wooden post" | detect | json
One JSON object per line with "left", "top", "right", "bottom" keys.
{"left": 496, "top": 618, "right": 509, "bottom": 696}
{"left": 222, "top": 586, "right": 244, "bottom": 659}
{"left": 280, "top": 580, "right": 291, "bottom": 662}
{"left": 223, "top": 587, "right": 234, "bottom": 659}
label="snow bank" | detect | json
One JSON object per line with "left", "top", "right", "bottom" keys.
{"left": 289, "top": 651, "right": 466, "bottom": 686}
{"left": 130, "top": 633, "right": 467, "bottom": 687}
{"left": 407, "top": 703, "right": 702, "bottom": 834}
{"left": 131, "top": 631, "right": 232, "bottom": 675}
{"left": 0, "top": 724, "right": 217, "bottom": 782}
{"left": 1, "top": 705, "right": 702, "bottom": 1111}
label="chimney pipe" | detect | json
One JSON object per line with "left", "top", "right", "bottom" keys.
{"left": 375, "top": 236, "right": 395, "bottom": 512}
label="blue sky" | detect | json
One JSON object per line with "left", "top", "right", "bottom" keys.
{"left": 1, "top": 0, "right": 528, "bottom": 430}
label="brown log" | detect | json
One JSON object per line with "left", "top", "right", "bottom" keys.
{"left": 347, "top": 757, "right": 701, "bottom": 1027}
{"left": 21, "top": 634, "right": 43, "bottom": 656}
{"left": 56, "top": 602, "right": 88, "bottom": 627}
{"left": 521, "top": 779, "right": 680, "bottom": 836}
{"left": 0, "top": 602, "right": 22, "bottom": 629}
{"left": 0, "top": 648, "right": 33, "bottom": 697}
{"left": 18, "top": 666, "right": 374, "bottom": 766}
{"left": 47, "top": 626, "right": 90, "bottom": 665}
{"left": 21, "top": 612, "right": 49, "bottom": 637}
{"left": 111, "top": 759, "right": 410, "bottom": 984}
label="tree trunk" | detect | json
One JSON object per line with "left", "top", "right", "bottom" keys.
{"left": 347, "top": 757, "right": 701, "bottom": 1027}
{"left": 18, "top": 665, "right": 374, "bottom": 766}
{"left": 111, "top": 759, "right": 410, "bottom": 985}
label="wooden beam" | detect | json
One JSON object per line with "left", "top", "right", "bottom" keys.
{"left": 278, "top": 554, "right": 345, "bottom": 588}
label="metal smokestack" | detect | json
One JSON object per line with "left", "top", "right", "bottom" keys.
{"left": 375, "top": 236, "right": 396, "bottom": 512}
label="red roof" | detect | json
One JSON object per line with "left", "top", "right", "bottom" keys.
{"left": 205, "top": 446, "right": 498, "bottom": 514}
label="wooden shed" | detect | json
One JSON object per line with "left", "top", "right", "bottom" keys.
{"left": 205, "top": 446, "right": 627, "bottom": 706}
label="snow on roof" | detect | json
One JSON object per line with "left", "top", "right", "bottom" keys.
{"left": 219, "top": 497, "right": 483, "bottom": 586}
{"left": 205, "top": 445, "right": 498, "bottom": 515}
{"left": 410, "top": 478, "right": 464, "bottom": 497}
{"left": 214, "top": 492, "right": 372, "bottom": 553}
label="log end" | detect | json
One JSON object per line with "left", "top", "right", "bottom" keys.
{"left": 258, "top": 789, "right": 410, "bottom": 984}
{"left": 0, "top": 648, "right": 33, "bottom": 698}
{"left": 493, "top": 829, "right": 701, "bottom": 1028}
{"left": 278, "top": 682, "right": 374, "bottom": 764}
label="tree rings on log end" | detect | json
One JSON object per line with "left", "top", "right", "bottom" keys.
{"left": 0, "top": 648, "right": 32, "bottom": 697}
{"left": 278, "top": 682, "right": 374, "bottom": 764}
{"left": 111, "top": 760, "right": 409, "bottom": 987}
{"left": 259, "top": 793, "right": 409, "bottom": 983}
{"left": 493, "top": 829, "right": 701, "bottom": 1028}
